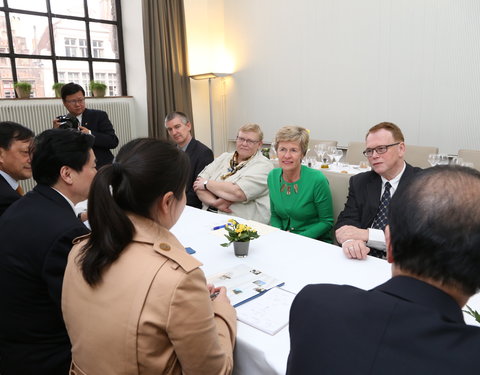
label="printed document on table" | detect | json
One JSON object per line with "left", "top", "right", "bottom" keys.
{"left": 207, "top": 264, "right": 284, "bottom": 307}
{"left": 236, "top": 287, "right": 297, "bottom": 335}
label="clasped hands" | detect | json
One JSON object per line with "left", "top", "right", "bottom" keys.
{"left": 335, "top": 225, "right": 370, "bottom": 260}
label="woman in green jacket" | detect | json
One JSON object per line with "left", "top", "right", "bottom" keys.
{"left": 268, "top": 126, "right": 334, "bottom": 242}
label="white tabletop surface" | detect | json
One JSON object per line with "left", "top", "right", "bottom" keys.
{"left": 171, "top": 206, "right": 480, "bottom": 375}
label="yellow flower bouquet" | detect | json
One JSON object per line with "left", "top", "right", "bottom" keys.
{"left": 221, "top": 219, "right": 260, "bottom": 247}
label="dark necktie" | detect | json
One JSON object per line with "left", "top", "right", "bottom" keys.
{"left": 371, "top": 182, "right": 391, "bottom": 231}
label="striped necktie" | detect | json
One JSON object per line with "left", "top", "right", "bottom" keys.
{"left": 371, "top": 182, "right": 391, "bottom": 231}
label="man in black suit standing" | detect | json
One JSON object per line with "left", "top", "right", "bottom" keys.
{"left": 335, "top": 122, "right": 420, "bottom": 259}
{"left": 165, "top": 111, "right": 213, "bottom": 208}
{"left": 287, "top": 166, "right": 480, "bottom": 375}
{"left": 0, "top": 129, "right": 96, "bottom": 375}
{"left": 0, "top": 121, "right": 34, "bottom": 216}
{"left": 53, "top": 82, "right": 119, "bottom": 168}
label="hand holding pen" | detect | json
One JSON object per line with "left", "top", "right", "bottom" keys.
{"left": 207, "top": 284, "right": 230, "bottom": 304}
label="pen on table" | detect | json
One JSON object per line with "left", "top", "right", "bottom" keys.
{"left": 210, "top": 291, "right": 220, "bottom": 300}
{"left": 212, "top": 224, "right": 226, "bottom": 231}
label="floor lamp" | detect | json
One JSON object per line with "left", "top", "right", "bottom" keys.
{"left": 190, "top": 72, "right": 230, "bottom": 152}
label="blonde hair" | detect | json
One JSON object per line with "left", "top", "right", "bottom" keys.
{"left": 238, "top": 123, "right": 264, "bottom": 142}
{"left": 274, "top": 126, "right": 310, "bottom": 156}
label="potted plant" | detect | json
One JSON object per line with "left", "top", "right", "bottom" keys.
{"left": 14, "top": 82, "right": 32, "bottom": 99}
{"left": 89, "top": 81, "right": 107, "bottom": 98}
{"left": 52, "top": 82, "right": 65, "bottom": 98}
{"left": 221, "top": 219, "right": 260, "bottom": 257}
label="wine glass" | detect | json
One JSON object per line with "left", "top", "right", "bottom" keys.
{"left": 326, "top": 146, "right": 337, "bottom": 166}
{"left": 427, "top": 153, "right": 439, "bottom": 167}
{"left": 333, "top": 149, "right": 343, "bottom": 167}
{"left": 314, "top": 144, "right": 326, "bottom": 164}
{"left": 450, "top": 157, "right": 463, "bottom": 165}
{"left": 437, "top": 154, "right": 449, "bottom": 165}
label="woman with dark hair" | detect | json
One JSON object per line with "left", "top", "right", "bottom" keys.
{"left": 61, "top": 138, "right": 236, "bottom": 375}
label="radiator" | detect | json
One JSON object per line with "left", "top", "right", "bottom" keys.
{"left": 0, "top": 98, "right": 135, "bottom": 192}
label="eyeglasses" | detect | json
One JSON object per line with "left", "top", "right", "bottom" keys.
{"left": 65, "top": 98, "right": 85, "bottom": 105}
{"left": 363, "top": 142, "right": 400, "bottom": 157}
{"left": 236, "top": 136, "right": 259, "bottom": 146}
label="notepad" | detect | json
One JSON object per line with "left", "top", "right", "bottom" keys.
{"left": 236, "top": 287, "right": 297, "bottom": 335}
{"left": 207, "top": 264, "right": 284, "bottom": 307}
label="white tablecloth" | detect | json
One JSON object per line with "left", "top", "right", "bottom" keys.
{"left": 171, "top": 206, "right": 480, "bottom": 375}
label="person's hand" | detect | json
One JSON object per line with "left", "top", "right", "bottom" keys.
{"left": 335, "top": 225, "right": 369, "bottom": 244}
{"left": 52, "top": 118, "right": 61, "bottom": 128}
{"left": 209, "top": 285, "right": 230, "bottom": 304}
{"left": 78, "top": 126, "right": 91, "bottom": 135}
{"left": 215, "top": 198, "right": 232, "bottom": 213}
{"left": 193, "top": 177, "right": 206, "bottom": 192}
{"left": 342, "top": 239, "right": 370, "bottom": 260}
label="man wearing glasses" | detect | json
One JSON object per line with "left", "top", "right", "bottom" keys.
{"left": 193, "top": 123, "right": 273, "bottom": 224}
{"left": 335, "top": 122, "right": 421, "bottom": 259}
{"left": 53, "top": 82, "right": 119, "bottom": 168}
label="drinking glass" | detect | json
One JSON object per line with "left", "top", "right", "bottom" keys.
{"left": 427, "top": 153, "right": 439, "bottom": 167}
{"left": 333, "top": 149, "right": 343, "bottom": 166}
{"left": 314, "top": 144, "right": 327, "bottom": 164}
{"left": 326, "top": 146, "right": 337, "bottom": 166}
{"left": 450, "top": 157, "right": 463, "bottom": 165}
{"left": 437, "top": 154, "right": 449, "bottom": 165}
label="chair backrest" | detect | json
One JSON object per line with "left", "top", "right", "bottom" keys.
{"left": 404, "top": 145, "right": 438, "bottom": 168}
{"left": 345, "top": 141, "right": 365, "bottom": 165}
{"left": 322, "top": 170, "right": 351, "bottom": 226}
{"left": 458, "top": 149, "right": 480, "bottom": 170}
{"left": 310, "top": 139, "right": 338, "bottom": 148}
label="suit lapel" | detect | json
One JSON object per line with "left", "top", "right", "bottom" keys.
{"left": 365, "top": 173, "right": 382, "bottom": 225}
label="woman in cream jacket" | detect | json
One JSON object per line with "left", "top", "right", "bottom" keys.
{"left": 62, "top": 138, "right": 236, "bottom": 375}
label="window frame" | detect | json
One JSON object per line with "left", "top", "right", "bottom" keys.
{"left": 0, "top": 0, "right": 127, "bottom": 97}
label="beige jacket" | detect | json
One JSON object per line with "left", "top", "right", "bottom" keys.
{"left": 62, "top": 214, "right": 236, "bottom": 375}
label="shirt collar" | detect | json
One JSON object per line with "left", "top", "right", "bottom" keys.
{"left": 51, "top": 187, "right": 77, "bottom": 214}
{"left": 380, "top": 161, "right": 406, "bottom": 194}
{"left": 0, "top": 170, "right": 18, "bottom": 190}
{"left": 178, "top": 139, "right": 191, "bottom": 152}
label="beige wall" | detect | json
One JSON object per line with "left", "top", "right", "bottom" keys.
{"left": 185, "top": 0, "right": 480, "bottom": 154}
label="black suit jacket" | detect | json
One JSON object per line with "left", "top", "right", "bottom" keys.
{"left": 0, "top": 185, "right": 89, "bottom": 375}
{"left": 287, "top": 276, "right": 480, "bottom": 375}
{"left": 0, "top": 174, "right": 20, "bottom": 217}
{"left": 81, "top": 108, "right": 119, "bottom": 168}
{"left": 185, "top": 138, "right": 214, "bottom": 208}
{"left": 335, "top": 163, "right": 421, "bottom": 232}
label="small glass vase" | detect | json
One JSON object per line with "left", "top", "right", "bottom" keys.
{"left": 233, "top": 241, "right": 250, "bottom": 257}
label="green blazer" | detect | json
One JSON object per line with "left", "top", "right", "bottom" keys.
{"left": 268, "top": 165, "right": 333, "bottom": 242}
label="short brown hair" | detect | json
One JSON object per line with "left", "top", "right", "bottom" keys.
{"left": 238, "top": 123, "right": 263, "bottom": 142}
{"left": 274, "top": 126, "right": 310, "bottom": 156}
{"left": 366, "top": 122, "right": 404, "bottom": 142}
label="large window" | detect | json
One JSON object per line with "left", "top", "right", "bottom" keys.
{"left": 0, "top": 0, "right": 126, "bottom": 98}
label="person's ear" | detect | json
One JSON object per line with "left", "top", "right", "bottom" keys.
{"left": 59, "top": 166, "right": 73, "bottom": 185}
{"left": 0, "top": 147, "right": 5, "bottom": 165}
{"left": 385, "top": 225, "right": 394, "bottom": 263}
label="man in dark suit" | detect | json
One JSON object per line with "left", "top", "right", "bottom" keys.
{"left": 165, "top": 111, "right": 213, "bottom": 208}
{"left": 287, "top": 166, "right": 480, "bottom": 375}
{"left": 335, "top": 122, "right": 421, "bottom": 259}
{"left": 0, "top": 121, "right": 34, "bottom": 216}
{"left": 53, "top": 82, "right": 119, "bottom": 168}
{"left": 0, "top": 129, "right": 96, "bottom": 375}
